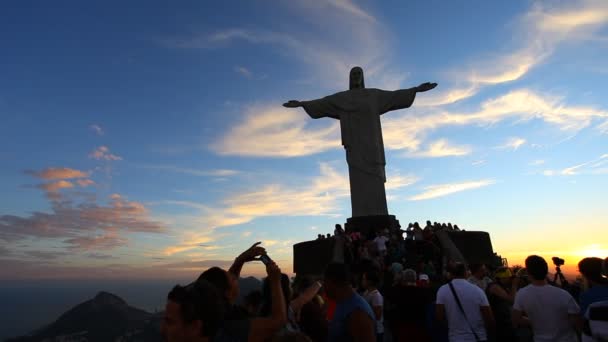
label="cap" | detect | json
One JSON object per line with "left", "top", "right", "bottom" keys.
{"left": 419, "top": 274, "right": 430, "bottom": 281}
{"left": 495, "top": 267, "right": 513, "bottom": 279}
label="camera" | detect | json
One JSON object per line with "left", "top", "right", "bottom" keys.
{"left": 260, "top": 254, "right": 273, "bottom": 266}
{"left": 552, "top": 257, "right": 565, "bottom": 267}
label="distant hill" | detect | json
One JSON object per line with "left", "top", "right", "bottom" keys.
{"left": 5, "top": 277, "right": 262, "bottom": 342}
{"left": 6, "top": 291, "right": 161, "bottom": 342}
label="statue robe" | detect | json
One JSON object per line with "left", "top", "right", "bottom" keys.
{"left": 301, "top": 88, "right": 417, "bottom": 217}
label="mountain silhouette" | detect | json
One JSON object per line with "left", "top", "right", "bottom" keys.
{"left": 6, "top": 277, "right": 262, "bottom": 341}
{"left": 6, "top": 291, "right": 161, "bottom": 342}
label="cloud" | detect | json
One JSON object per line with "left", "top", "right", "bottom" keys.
{"left": 420, "top": 0, "right": 608, "bottom": 106}
{"left": 26, "top": 167, "right": 89, "bottom": 180}
{"left": 37, "top": 180, "right": 74, "bottom": 192}
{"left": 163, "top": 163, "right": 417, "bottom": 254}
{"left": 76, "top": 179, "right": 95, "bottom": 187}
{"left": 143, "top": 165, "right": 240, "bottom": 177}
{"left": 406, "top": 139, "right": 472, "bottom": 158}
{"left": 542, "top": 153, "right": 608, "bottom": 176}
{"left": 163, "top": 0, "right": 404, "bottom": 90}
{"left": 89, "top": 146, "right": 122, "bottom": 161}
{"left": 383, "top": 89, "right": 608, "bottom": 154}
{"left": 234, "top": 66, "right": 252, "bottom": 78}
{"left": 211, "top": 104, "right": 340, "bottom": 157}
{"left": 530, "top": 159, "right": 546, "bottom": 166}
{"left": 409, "top": 179, "right": 496, "bottom": 201}
{"left": 472, "top": 160, "right": 486, "bottom": 166}
{"left": 497, "top": 137, "right": 527, "bottom": 151}
{"left": 90, "top": 124, "right": 104, "bottom": 136}
{"left": 0, "top": 191, "right": 164, "bottom": 253}
{"left": 65, "top": 229, "right": 128, "bottom": 251}
{"left": 326, "top": 0, "right": 376, "bottom": 23}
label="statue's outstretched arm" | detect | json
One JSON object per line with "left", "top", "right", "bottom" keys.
{"left": 283, "top": 100, "right": 302, "bottom": 108}
{"left": 414, "top": 82, "right": 438, "bottom": 92}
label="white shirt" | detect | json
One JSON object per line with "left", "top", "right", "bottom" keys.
{"left": 364, "top": 289, "right": 384, "bottom": 334}
{"left": 374, "top": 236, "right": 388, "bottom": 252}
{"left": 437, "top": 279, "right": 489, "bottom": 342}
{"left": 582, "top": 300, "right": 608, "bottom": 342}
{"left": 513, "top": 284, "right": 580, "bottom": 342}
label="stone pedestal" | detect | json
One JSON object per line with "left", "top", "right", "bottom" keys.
{"left": 344, "top": 214, "right": 401, "bottom": 238}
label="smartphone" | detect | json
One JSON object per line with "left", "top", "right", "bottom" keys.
{"left": 260, "top": 254, "right": 273, "bottom": 265}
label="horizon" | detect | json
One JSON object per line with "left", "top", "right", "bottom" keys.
{"left": 1, "top": 0, "right": 607, "bottom": 284}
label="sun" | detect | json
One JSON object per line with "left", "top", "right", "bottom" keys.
{"left": 573, "top": 244, "right": 608, "bottom": 259}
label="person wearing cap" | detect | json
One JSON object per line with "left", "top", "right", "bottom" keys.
{"left": 417, "top": 273, "right": 430, "bottom": 288}
{"left": 387, "top": 269, "right": 433, "bottom": 341}
{"left": 486, "top": 267, "right": 518, "bottom": 342}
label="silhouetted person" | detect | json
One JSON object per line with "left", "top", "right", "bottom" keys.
{"left": 335, "top": 224, "right": 344, "bottom": 236}
{"left": 578, "top": 257, "right": 608, "bottom": 315}
{"left": 436, "top": 262, "right": 495, "bottom": 342}
{"left": 161, "top": 280, "right": 225, "bottom": 342}
{"left": 387, "top": 269, "right": 432, "bottom": 342}
{"left": 578, "top": 258, "right": 608, "bottom": 342}
{"left": 198, "top": 244, "right": 288, "bottom": 341}
{"left": 362, "top": 270, "right": 384, "bottom": 342}
{"left": 468, "top": 263, "right": 492, "bottom": 291}
{"left": 486, "top": 267, "right": 518, "bottom": 342}
{"left": 244, "top": 290, "right": 263, "bottom": 317}
{"left": 324, "top": 262, "right": 376, "bottom": 342}
{"left": 294, "top": 278, "right": 328, "bottom": 342}
{"left": 513, "top": 255, "right": 580, "bottom": 342}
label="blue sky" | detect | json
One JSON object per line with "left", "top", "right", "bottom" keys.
{"left": 1, "top": 0, "right": 607, "bottom": 279}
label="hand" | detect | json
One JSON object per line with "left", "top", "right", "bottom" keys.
{"left": 283, "top": 100, "right": 302, "bottom": 108}
{"left": 416, "top": 82, "right": 438, "bottom": 92}
{"left": 237, "top": 242, "right": 266, "bottom": 263}
{"left": 266, "top": 261, "right": 281, "bottom": 282}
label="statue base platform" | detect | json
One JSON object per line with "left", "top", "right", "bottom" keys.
{"left": 345, "top": 214, "right": 401, "bottom": 238}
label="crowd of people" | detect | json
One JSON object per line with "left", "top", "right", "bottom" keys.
{"left": 160, "top": 227, "right": 608, "bottom": 342}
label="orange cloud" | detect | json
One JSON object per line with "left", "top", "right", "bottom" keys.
{"left": 27, "top": 167, "right": 89, "bottom": 180}
{"left": 37, "top": 180, "right": 75, "bottom": 192}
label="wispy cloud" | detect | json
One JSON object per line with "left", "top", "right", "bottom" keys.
{"left": 542, "top": 153, "right": 608, "bottom": 176}
{"left": 162, "top": 163, "right": 418, "bottom": 255}
{"left": 89, "top": 146, "right": 122, "bottom": 161}
{"left": 497, "top": 137, "right": 527, "bottom": 151}
{"left": 406, "top": 139, "right": 472, "bottom": 158}
{"left": 383, "top": 89, "right": 608, "bottom": 155}
{"left": 419, "top": 0, "right": 608, "bottom": 106}
{"left": 234, "top": 66, "right": 252, "bottom": 78}
{"left": 530, "top": 159, "right": 546, "bottom": 166}
{"left": 409, "top": 179, "right": 496, "bottom": 201}
{"left": 89, "top": 124, "right": 104, "bottom": 136}
{"left": 163, "top": 0, "right": 405, "bottom": 90}
{"left": 211, "top": 104, "right": 340, "bottom": 157}
{"left": 144, "top": 165, "right": 240, "bottom": 177}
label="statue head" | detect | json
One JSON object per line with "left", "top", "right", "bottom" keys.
{"left": 349, "top": 66, "right": 365, "bottom": 89}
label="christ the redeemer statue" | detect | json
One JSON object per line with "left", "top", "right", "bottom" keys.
{"left": 284, "top": 67, "right": 437, "bottom": 218}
